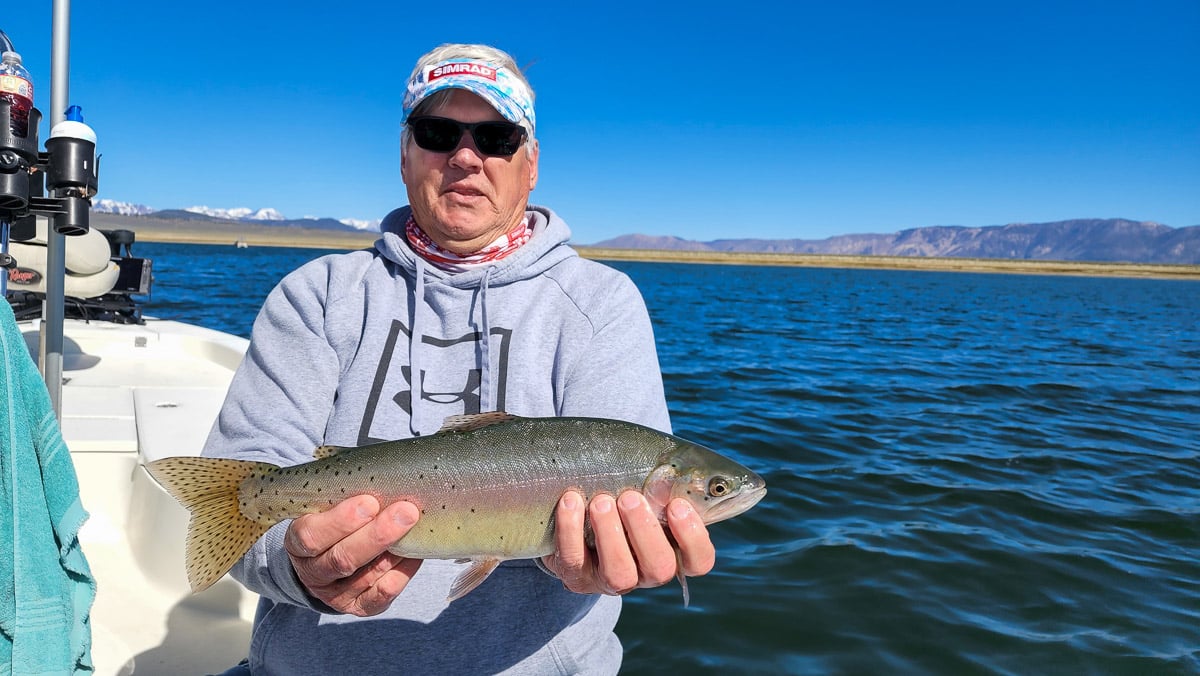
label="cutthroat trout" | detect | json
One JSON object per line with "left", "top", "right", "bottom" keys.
{"left": 146, "top": 412, "right": 767, "bottom": 604}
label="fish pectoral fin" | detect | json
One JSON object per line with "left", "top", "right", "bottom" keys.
{"left": 675, "top": 547, "right": 690, "bottom": 609}
{"left": 437, "top": 411, "right": 517, "bottom": 434}
{"left": 447, "top": 557, "right": 502, "bottom": 603}
{"left": 313, "top": 444, "right": 348, "bottom": 460}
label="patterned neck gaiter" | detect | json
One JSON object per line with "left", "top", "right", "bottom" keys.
{"left": 405, "top": 214, "right": 532, "bottom": 272}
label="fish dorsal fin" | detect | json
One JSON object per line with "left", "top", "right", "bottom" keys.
{"left": 313, "top": 445, "right": 348, "bottom": 460}
{"left": 437, "top": 411, "right": 516, "bottom": 434}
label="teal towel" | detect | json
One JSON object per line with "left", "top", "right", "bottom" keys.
{"left": 0, "top": 302, "right": 95, "bottom": 675}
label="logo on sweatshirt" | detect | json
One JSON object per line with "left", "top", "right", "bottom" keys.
{"left": 357, "top": 319, "right": 513, "bottom": 444}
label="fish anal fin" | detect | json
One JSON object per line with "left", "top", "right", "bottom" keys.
{"left": 437, "top": 411, "right": 517, "bottom": 434}
{"left": 447, "top": 557, "right": 502, "bottom": 603}
{"left": 313, "top": 445, "right": 347, "bottom": 460}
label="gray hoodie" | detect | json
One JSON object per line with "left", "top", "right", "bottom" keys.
{"left": 202, "top": 205, "right": 670, "bottom": 675}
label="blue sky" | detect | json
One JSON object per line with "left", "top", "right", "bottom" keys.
{"left": 5, "top": 1, "right": 1198, "bottom": 244}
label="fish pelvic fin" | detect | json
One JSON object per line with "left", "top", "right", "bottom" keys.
{"left": 145, "top": 456, "right": 278, "bottom": 593}
{"left": 446, "top": 557, "right": 503, "bottom": 603}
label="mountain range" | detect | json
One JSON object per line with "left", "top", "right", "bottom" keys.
{"left": 91, "top": 201, "right": 1199, "bottom": 264}
{"left": 91, "top": 199, "right": 380, "bottom": 232}
{"left": 593, "top": 219, "right": 1200, "bottom": 264}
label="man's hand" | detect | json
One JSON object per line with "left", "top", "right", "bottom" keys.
{"left": 285, "top": 495, "right": 423, "bottom": 616}
{"left": 541, "top": 490, "right": 715, "bottom": 596}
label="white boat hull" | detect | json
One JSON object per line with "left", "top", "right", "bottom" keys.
{"left": 20, "top": 316, "right": 256, "bottom": 675}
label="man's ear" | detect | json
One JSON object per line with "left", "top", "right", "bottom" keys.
{"left": 527, "top": 139, "right": 540, "bottom": 191}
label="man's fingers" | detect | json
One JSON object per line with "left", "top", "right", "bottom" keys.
{"left": 288, "top": 498, "right": 419, "bottom": 590}
{"left": 548, "top": 491, "right": 597, "bottom": 593}
{"left": 616, "top": 491, "right": 676, "bottom": 587}
{"left": 590, "top": 493, "right": 638, "bottom": 594}
{"left": 329, "top": 554, "right": 423, "bottom": 617}
{"left": 286, "top": 494, "right": 380, "bottom": 559}
{"left": 666, "top": 498, "right": 715, "bottom": 577}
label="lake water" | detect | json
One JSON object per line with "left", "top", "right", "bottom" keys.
{"left": 138, "top": 242, "right": 1199, "bottom": 674}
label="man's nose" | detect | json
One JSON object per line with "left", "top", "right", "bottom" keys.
{"left": 447, "top": 134, "right": 485, "bottom": 169}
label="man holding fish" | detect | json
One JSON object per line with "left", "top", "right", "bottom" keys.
{"left": 166, "top": 43, "right": 764, "bottom": 675}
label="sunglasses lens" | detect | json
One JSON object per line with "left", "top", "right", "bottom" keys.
{"left": 411, "top": 118, "right": 463, "bottom": 152}
{"left": 409, "top": 117, "right": 525, "bottom": 157}
{"left": 473, "top": 122, "right": 525, "bottom": 157}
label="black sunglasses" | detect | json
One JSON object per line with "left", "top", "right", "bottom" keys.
{"left": 407, "top": 116, "right": 527, "bottom": 157}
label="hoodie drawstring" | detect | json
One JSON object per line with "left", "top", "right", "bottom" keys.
{"left": 408, "top": 256, "right": 427, "bottom": 436}
{"left": 478, "top": 267, "right": 495, "bottom": 414}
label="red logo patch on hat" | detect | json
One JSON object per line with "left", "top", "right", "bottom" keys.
{"left": 429, "top": 62, "right": 497, "bottom": 82}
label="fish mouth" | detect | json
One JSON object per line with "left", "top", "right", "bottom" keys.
{"left": 703, "top": 485, "right": 767, "bottom": 524}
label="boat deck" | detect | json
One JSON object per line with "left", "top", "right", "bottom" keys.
{"left": 21, "top": 317, "right": 257, "bottom": 676}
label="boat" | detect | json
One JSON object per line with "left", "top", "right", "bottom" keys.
{"left": 8, "top": 225, "right": 257, "bottom": 674}
{"left": 2, "top": 12, "right": 256, "bottom": 672}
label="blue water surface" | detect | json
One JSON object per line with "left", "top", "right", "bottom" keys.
{"left": 137, "top": 243, "right": 1200, "bottom": 674}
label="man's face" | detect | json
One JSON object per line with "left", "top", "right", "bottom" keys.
{"left": 401, "top": 89, "right": 539, "bottom": 255}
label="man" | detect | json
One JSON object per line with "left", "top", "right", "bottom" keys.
{"left": 204, "top": 43, "right": 715, "bottom": 674}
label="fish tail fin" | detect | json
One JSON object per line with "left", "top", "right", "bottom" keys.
{"left": 145, "top": 456, "right": 278, "bottom": 592}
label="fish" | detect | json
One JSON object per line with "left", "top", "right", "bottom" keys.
{"left": 145, "top": 411, "right": 767, "bottom": 604}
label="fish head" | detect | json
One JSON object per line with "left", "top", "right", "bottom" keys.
{"left": 644, "top": 439, "right": 767, "bottom": 525}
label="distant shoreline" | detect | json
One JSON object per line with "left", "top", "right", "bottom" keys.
{"left": 99, "top": 217, "right": 1200, "bottom": 280}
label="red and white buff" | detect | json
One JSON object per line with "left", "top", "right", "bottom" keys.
{"left": 405, "top": 215, "right": 532, "bottom": 272}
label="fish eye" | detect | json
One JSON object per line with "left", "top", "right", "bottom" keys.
{"left": 707, "top": 477, "right": 733, "bottom": 498}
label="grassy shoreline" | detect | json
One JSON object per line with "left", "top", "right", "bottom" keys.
{"left": 104, "top": 219, "right": 1200, "bottom": 280}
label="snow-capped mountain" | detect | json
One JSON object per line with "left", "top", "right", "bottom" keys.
{"left": 335, "top": 218, "right": 381, "bottom": 231}
{"left": 90, "top": 200, "right": 381, "bottom": 231}
{"left": 184, "top": 206, "right": 286, "bottom": 221}
{"left": 92, "top": 199, "right": 157, "bottom": 216}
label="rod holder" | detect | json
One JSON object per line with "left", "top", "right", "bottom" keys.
{"left": 0, "top": 101, "right": 97, "bottom": 238}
